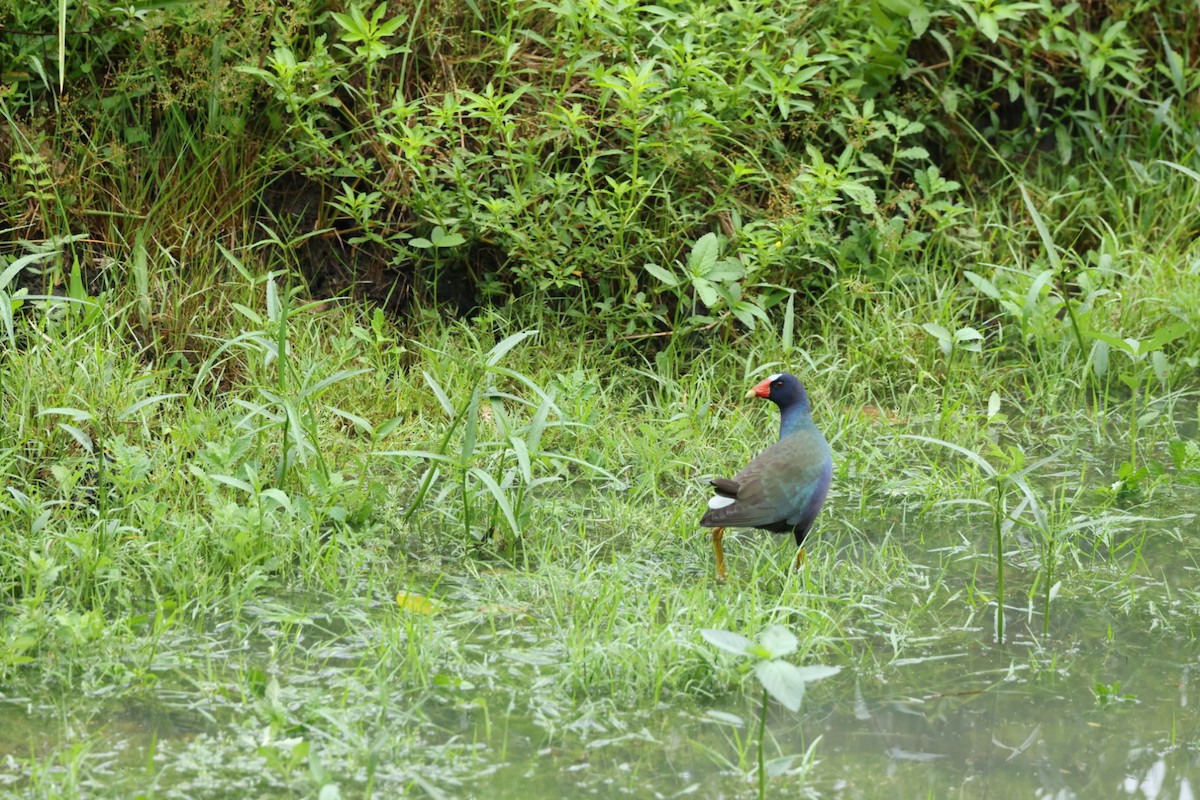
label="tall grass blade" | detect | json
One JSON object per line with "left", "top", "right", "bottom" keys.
{"left": 485, "top": 329, "right": 538, "bottom": 367}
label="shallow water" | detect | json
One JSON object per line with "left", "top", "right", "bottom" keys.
{"left": 2, "top": 502, "right": 1198, "bottom": 798}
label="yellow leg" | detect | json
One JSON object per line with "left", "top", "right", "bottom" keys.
{"left": 794, "top": 547, "right": 806, "bottom": 569}
{"left": 712, "top": 528, "right": 727, "bottom": 580}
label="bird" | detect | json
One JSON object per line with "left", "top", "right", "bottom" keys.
{"left": 700, "top": 372, "right": 832, "bottom": 580}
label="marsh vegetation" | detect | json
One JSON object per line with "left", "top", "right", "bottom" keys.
{"left": 2, "top": 0, "right": 1199, "bottom": 796}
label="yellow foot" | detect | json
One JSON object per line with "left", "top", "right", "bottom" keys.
{"left": 794, "top": 547, "right": 806, "bottom": 569}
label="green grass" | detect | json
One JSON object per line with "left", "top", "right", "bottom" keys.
{"left": 2, "top": 205, "right": 1198, "bottom": 793}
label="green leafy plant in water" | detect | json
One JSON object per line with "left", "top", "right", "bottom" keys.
{"left": 966, "top": 185, "right": 1188, "bottom": 500}
{"left": 902, "top": 435, "right": 1061, "bottom": 641}
{"left": 1089, "top": 322, "right": 1189, "bottom": 499}
{"left": 1162, "top": 439, "right": 1200, "bottom": 488}
{"left": 701, "top": 625, "right": 839, "bottom": 799}
{"left": 1093, "top": 680, "right": 1137, "bottom": 707}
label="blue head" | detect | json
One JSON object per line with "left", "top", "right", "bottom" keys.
{"left": 750, "top": 372, "right": 813, "bottom": 438}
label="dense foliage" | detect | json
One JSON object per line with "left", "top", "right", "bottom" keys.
{"left": 3, "top": 0, "right": 1198, "bottom": 337}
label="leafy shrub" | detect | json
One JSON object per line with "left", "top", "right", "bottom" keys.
{"left": 243, "top": 0, "right": 979, "bottom": 334}
{"left": 241, "top": 0, "right": 1197, "bottom": 333}
{"left": 2, "top": 0, "right": 1196, "bottom": 336}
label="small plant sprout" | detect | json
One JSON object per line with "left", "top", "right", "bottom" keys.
{"left": 1093, "top": 681, "right": 1138, "bottom": 707}
{"left": 701, "top": 625, "right": 839, "bottom": 799}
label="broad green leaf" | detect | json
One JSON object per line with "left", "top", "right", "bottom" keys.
{"left": 487, "top": 366, "right": 561, "bottom": 411}
{"left": 509, "top": 436, "right": 532, "bottom": 483}
{"left": 1168, "top": 439, "right": 1187, "bottom": 469}
{"left": 328, "top": 406, "right": 375, "bottom": 437}
{"left": 282, "top": 398, "right": 314, "bottom": 458}
{"left": 38, "top": 407, "right": 93, "bottom": 421}
{"left": 791, "top": 664, "right": 841, "bottom": 683}
{"left": 956, "top": 326, "right": 983, "bottom": 353}
{"left": 899, "top": 434, "right": 998, "bottom": 477}
{"left": 543, "top": 452, "right": 627, "bottom": 488}
{"left": 0, "top": 294, "right": 14, "bottom": 348}
{"left": 1157, "top": 159, "right": 1200, "bottom": 183}
{"left": 376, "top": 415, "right": 404, "bottom": 440}
{"left": 422, "top": 371, "right": 455, "bottom": 416}
{"left": 1150, "top": 351, "right": 1169, "bottom": 385}
{"left": 429, "top": 227, "right": 466, "bottom": 247}
{"left": 782, "top": 292, "right": 795, "bottom": 351}
{"left": 461, "top": 389, "right": 480, "bottom": 465}
{"left": 525, "top": 393, "right": 552, "bottom": 455}
{"left": 1, "top": 251, "right": 54, "bottom": 292}
{"left": 757, "top": 624, "right": 798, "bottom": 659}
{"left": 260, "top": 488, "right": 293, "bottom": 513}
{"left": 731, "top": 304, "right": 758, "bottom": 330}
{"left": 754, "top": 660, "right": 807, "bottom": 711}
{"left": 910, "top": 5, "right": 931, "bottom": 36}
{"left": 921, "top": 322, "right": 953, "bottom": 356}
{"left": 643, "top": 262, "right": 679, "bottom": 287}
{"left": 1023, "top": 269, "right": 1056, "bottom": 315}
{"left": 58, "top": 424, "right": 94, "bottom": 453}
{"left": 705, "top": 259, "right": 745, "bottom": 282}
{"left": 210, "top": 474, "right": 254, "bottom": 492}
{"left": 117, "top": 393, "right": 186, "bottom": 421}
{"left": 231, "top": 302, "right": 263, "bottom": 326}
{"left": 1020, "top": 185, "right": 1061, "bottom": 271}
{"left": 266, "top": 276, "right": 280, "bottom": 323}
{"left": 374, "top": 449, "right": 460, "bottom": 466}
{"left": 963, "top": 270, "right": 1000, "bottom": 300}
{"left": 486, "top": 329, "right": 538, "bottom": 367}
{"left": 298, "top": 368, "right": 371, "bottom": 401}
{"left": 1089, "top": 331, "right": 1130, "bottom": 356}
{"left": 921, "top": 322, "right": 951, "bottom": 342}
{"left": 978, "top": 12, "right": 999, "bottom": 42}
{"left": 1146, "top": 321, "right": 1189, "bottom": 352}
{"left": 700, "top": 628, "right": 754, "bottom": 657}
{"left": 687, "top": 232, "right": 720, "bottom": 276}
{"left": 692, "top": 276, "right": 720, "bottom": 307}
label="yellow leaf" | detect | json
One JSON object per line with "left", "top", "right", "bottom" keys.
{"left": 396, "top": 591, "right": 437, "bottom": 614}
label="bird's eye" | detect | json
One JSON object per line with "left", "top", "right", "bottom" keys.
{"left": 772, "top": 380, "right": 782, "bottom": 387}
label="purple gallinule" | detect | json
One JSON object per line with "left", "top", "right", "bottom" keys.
{"left": 700, "top": 373, "right": 832, "bottom": 579}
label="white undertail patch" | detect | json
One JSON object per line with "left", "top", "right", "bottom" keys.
{"left": 707, "top": 496, "right": 736, "bottom": 510}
